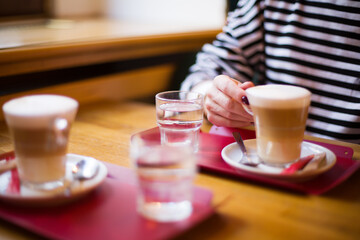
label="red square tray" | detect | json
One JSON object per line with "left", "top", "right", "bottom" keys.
{"left": 137, "top": 127, "right": 360, "bottom": 195}
{"left": 0, "top": 154, "right": 214, "bottom": 240}
{"left": 201, "top": 126, "right": 360, "bottom": 195}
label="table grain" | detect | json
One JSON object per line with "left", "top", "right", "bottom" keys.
{"left": 0, "top": 100, "right": 359, "bottom": 240}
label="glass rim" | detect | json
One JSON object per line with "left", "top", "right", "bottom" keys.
{"left": 130, "top": 132, "right": 195, "bottom": 149}
{"left": 130, "top": 132, "right": 196, "bottom": 162}
{"left": 155, "top": 90, "right": 204, "bottom": 101}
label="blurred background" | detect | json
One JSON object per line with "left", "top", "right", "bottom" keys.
{"left": 0, "top": 0, "right": 237, "bottom": 104}
{"left": 0, "top": 0, "right": 235, "bottom": 24}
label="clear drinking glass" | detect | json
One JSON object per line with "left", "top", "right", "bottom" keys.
{"left": 130, "top": 132, "right": 197, "bottom": 222}
{"left": 155, "top": 91, "right": 204, "bottom": 152}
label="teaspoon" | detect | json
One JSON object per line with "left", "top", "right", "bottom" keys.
{"left": 232, "top": 132, "right": 259, "bottom": 167}
{"left": 64, "top": 158, "right": 100, "bottom": 196}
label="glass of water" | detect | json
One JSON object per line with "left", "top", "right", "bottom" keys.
{"left": 130, "top": 132, "right": 197, "bottom": 222}
{"left": 155, "top": 91, "right": 204, "bottom": 152}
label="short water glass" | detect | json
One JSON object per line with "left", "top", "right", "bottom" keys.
{"left": 155, "top": 91, "right": 204, "bottom": 152}
{"left": 130, "top": 132, "right": 197, "bottom": 222}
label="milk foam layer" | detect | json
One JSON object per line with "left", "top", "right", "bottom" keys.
{"left": 246, "top": 85, "right": 311, "bottom": 108}
{"left": 3, "top": 95, "right": 78, "bottom": 128}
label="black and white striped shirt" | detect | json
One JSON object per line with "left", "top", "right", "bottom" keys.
{"left": 181, "top": 0, "right": 360, "bottom": 144}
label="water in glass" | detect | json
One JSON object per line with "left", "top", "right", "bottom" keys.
{"left": 133, "top": 144, "right": 196, "bottom": 222}
{"left": 157, "top": 102, "right": 203, "bottom": 151}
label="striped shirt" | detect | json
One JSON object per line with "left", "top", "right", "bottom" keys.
{"left": 181, "top": 0, "right": 360, "bottom": 144}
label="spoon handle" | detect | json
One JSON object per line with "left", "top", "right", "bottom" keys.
{"left": 232, "top": 132, "right": 258, "bottom": 167}
{"left": 232, "top": 132, "right": 247, "bottom": 156}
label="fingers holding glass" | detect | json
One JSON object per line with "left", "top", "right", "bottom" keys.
{"left": 204, "top": 94, "right": 253, "bottom": 127}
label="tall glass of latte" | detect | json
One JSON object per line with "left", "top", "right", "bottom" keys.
{"left": 245, "top": 85, "right": 311, "bottom": 166}
{"left": 3, "top": 94, "right": 78, "bottom": 190}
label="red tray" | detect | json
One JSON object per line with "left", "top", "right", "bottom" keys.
{"left": 0, "top": 153, "right": 214, "bottom": 240}
{"left": 139, "top": 127, "right": 360, "bottom": 195}
{"left": 202, "top": 126, "right": 360, "bottom": 194}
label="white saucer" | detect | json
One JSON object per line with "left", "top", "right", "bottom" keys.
{"left": 0, "top": 154, "right": 107, "bottom": 206}
{"left": 221, "top": 139, "right": 336, "bottom": 181}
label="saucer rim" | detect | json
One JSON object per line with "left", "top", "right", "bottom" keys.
{"left": 221, "top": 139, "right": 337, "bottom": 180}
{"left": 0, "top": 153, "right": 107, "bottom": 205}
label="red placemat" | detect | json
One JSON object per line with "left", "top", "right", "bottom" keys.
{"left": 202, "top": 126, "right": 360, "bottom": 195}
{"left": 0, "top": 154, "right": 214, "bottom": 240}
{"left": 135, "top": 127, "right": 360, "bottom": 195}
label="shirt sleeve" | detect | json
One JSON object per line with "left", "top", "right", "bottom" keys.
{"left": 181, "top": 0, "right": 266, "bottom": 91}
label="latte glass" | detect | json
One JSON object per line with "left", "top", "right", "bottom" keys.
{"left": 3, "top": 94, "right": 78, "bottom": 190}
{"left": 245, "top": 85, "right": 311, "bottom": 166}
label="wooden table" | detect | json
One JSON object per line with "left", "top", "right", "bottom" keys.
{"left": 0, "top": 100, "right": 359, "bottom": 240}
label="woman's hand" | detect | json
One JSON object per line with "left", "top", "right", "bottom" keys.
{"left": 204, "top": 75, "right": 254, "bottom": 128}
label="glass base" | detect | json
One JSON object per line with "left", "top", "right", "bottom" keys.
{"left": 22, "top": 179, "right": 65, "bottom": 191}
{"left": 138, "top": 200, "right": 193, "bottom": 222}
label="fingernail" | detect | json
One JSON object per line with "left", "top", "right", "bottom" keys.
{"left": 241, "top": 96, "right": 249, "bottom": 105}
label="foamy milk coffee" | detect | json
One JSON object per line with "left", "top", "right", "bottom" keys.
{"left": 246, "top": 85, "right": 311, "bottom": 165}
{"left": 3, "top": 95, "right": 78, "bottom": 190}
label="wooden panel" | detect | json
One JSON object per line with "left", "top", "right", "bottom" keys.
{"left": 0, "top": 63, "right": 175, "bottom": 120}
